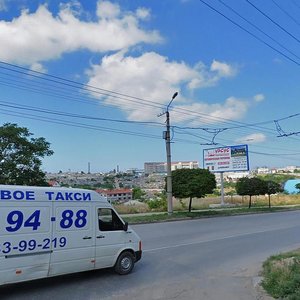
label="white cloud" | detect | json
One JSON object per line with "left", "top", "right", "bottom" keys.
{"left": 30, "top": 62, "right": 47, "bottom": 73}
{"left": 86, "top": 51, "right": 242, "bottom": 123}
{"left": 210, "top": 60, "right": 237, "bottom": 77}
{"left": 236, "top": 133, "right": 266, "bottom": 144}
{"left": 0, "top": 1, "right": 162, "bottom": 65}
{"left": 186, "top": 60, "right": 238, "bottom": 89}
{"left": 172, "top": 96, "right": 249, "bottom": 125}
{"left": 136, "top": 8, "right": 151, "bottom": 20}
{"left": 96, "top": 1, "right": 120, "bottom": 19}
{"left": 253, "top": 93, "right": 265, "bottom": 102}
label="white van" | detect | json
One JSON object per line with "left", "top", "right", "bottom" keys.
{"left": 0, "top": 185, "right": 142, "bottom": 285}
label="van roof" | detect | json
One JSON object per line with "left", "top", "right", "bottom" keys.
{"left": 0, "top": 185, "right": 108, "bottom": 203}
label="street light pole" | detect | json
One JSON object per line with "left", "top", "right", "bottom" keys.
{"left": 164, "top": 92, "right": 178, "bottom": 215}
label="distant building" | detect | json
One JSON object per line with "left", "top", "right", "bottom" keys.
{"left": 171, "top": 161, "right": 199, "bottom": 171}
{"left": 144, "top": 161, "right": 199, "bottom": 174}
{"left": 257, "top": 167, "right": 270, "bottom": 174}
{"left": 48, "top": 180, "right": 60, "bottom": 187}
{"left": 96, "top": 189, "right": 132, "bottom": 203}
{"left": 285, "top": 166, "right": 298, "bottom": 173}
{"left": 144, "top": 162, "right": 166, "bottom": 174}
{"left": 125, "top": 168, "right": 144, "bottom": 176}
{"left": 223, "top": 171, "right": 250, "bottom": 181}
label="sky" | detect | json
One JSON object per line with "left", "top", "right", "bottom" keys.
{"left": 0, "top": 0, "right": 300, "bottom": 173}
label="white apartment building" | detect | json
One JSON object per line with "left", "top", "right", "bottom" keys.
{"left": 96, "top": 189, "right": 132, "bottom": 203}
{"left": 144, "top": 161, "right": 199, "bottom": 174}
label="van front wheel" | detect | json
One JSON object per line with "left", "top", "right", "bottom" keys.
{"left": 114, "top": 251, "right": 135, "bottom": 275}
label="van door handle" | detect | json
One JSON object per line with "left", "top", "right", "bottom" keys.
{"left": 97, "top": 235, "right": 105, "bottom": 239}
{"left": 83, "top": 236, "right": 92, "bottom": 240}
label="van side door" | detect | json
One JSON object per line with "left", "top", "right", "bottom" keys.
{"left": 95, "top": 207, "right": 126, "bottom": 269}
{"left": 49, "top": 203, "right": 95, "bottom": 276}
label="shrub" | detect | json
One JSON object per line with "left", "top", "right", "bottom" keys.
{"left": 262, "top": 250, "right": 300, "bottom": 299}
{"left": 147, "top": 197, "right": 167, "bottom": 210}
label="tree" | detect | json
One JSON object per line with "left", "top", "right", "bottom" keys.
{"left": 265, "top": 181, "right": 283, "bottom": 208}
{"left": 236, "top": 177, "right": 266, "bottom": 208}
{"left": 296, "top": 183, "right": 300, "bottom": 193}
{"left": 171, "top": 169, "right": 216, "bottom": 212}
{"left": 132, "top": 187, "right": 146, "bottom": 200}
{"left": 0, "top": 123, "right": 54, "bottom": 186}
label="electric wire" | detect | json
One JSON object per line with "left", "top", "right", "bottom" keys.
{"left": 0, "top": 75, "right": 163, "bottom": 114}
{"left": 198, "top": 0, "right": 300, "bottom": 66}
{"left": 1, "top": 59, "right": 300, "bottom": 149}
{"left": 2, "top": 105, "right": 300, "bottom": 162}
{"left": 0, "top": 9, "right": 299, "bottom": 165}
{"left": 271, "top": 0, "right": 300, "bottom": 27}
{"left": 1, "top": 61, "right": 298, "bottom": 140}
{"left": 246, "top": 0, "right": 300, "bottom": 44}
{"left": 217, "top": 0, "right": 300, "bottom": 61}
{"left": 174, "top": 126, "right": 300, "bottom": 153}
{"left": 0, "top": 109, "right": 162, "bottom": 140}
{"left": 0, "top": 109, "right": 206, "bottom": 146}
{"left": 0, "top": 61, "right": 165, "bottom": 110}
{"left": 0, "top": 100, "right": 164, "bottom": 127}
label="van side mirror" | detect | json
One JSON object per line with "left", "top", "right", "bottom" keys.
{"left": 123, "top": 221, "right": 128, "bottom": 232}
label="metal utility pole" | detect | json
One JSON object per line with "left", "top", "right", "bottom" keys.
{"left": 159, "top": 92, "right": 178, "bottom": 215}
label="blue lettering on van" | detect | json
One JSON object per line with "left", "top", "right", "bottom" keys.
{"left": 45, "top": 192, "right": 91, "bottom": 201}
{"left": 2, "top": 209, "right": 88, "bottom": 234}
{"left": 0, "top": 190, "right": 35, "bottom": 200}
{"left": 0, "top": 237, "right": 67, "bottom": 254}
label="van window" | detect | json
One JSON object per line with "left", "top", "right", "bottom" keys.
{"left": 98, "top": 208, "right": 124, "bottom": 231}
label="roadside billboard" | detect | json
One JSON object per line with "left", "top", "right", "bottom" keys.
{"left": 203, "top": 144, "right": 249, "bottom": 173}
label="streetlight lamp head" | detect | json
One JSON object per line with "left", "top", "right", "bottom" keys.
{"left": 167, "top": 91, "right": 179, "bottom": 112}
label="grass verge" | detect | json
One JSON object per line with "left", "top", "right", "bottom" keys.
{"left": 122, "top": 205, "right": 300, "bottom": 224}
{"left": 261, "top": 249, "right": 300, "bottom": 299}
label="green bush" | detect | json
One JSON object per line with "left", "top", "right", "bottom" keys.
{"left": 147, "top": 197, "right": 167, "bottom": 210}
{"left": 262, "top": 250, "right": 300, "bottom": 299}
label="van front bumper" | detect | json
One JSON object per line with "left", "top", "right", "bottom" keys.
{"left": 135, "top": 250, "right": 142, "bottom": 262}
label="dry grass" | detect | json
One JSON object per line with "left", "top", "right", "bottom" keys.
{"left": 114, "top": 202, "right": 149, "bottom": 214}
{"left": 114, "top": 194, "right": 300, "bottom": 214}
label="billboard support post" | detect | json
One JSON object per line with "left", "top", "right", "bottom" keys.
{"left": 220, "top": 172, "right": 225, "bottom": 206}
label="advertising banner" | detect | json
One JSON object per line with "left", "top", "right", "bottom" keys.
{"left": 203, "top": 145, "right": 249, "bottom": 173}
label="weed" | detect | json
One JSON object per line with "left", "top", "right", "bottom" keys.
{"left": 262, "top": 250, "right": 300, "bottom": 299}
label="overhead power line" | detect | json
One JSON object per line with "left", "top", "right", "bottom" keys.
{"left": 198, "top": 0, "right": 300, "bottom": 66}
{"left": 217, "top": 0, "right": 300, "bottom": 61}
{"left": 246, "top": 0, "right": 300, "bottom": 44}
{"left": 0, "top": 100, "right": 164, "bottom": 127}
{"left": 1, "top": 59, "right": 300, "bottom": 147}
{"left": 0, "top": 108, "right": 208, "bottom": 146}
{"left": 0, "top": 61, "right": 165, "bottom": 110}
{"left": 271, "top": 0, "right": 300, "bottom": 27}
{"left": 2, "top": 57, "right": 300, "bottom": 140}
{"left": 0, "top": 62, "right": 283, "bottom": 135}
{"left": 0, "top": 109, "right": 162, "bottom": 140}
{"left": 2, "top": 101, "right": 300, "bottom": 160}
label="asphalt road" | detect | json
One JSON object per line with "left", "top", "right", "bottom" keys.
{"left": 2, "top": 210, "right": 300, "bottom": 300}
